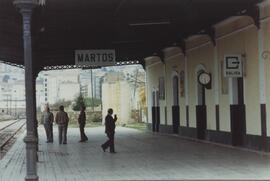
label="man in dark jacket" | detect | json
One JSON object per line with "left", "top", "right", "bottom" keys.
{"left": 101, "top": 108, "right": 117, "bottom": 153}
{"left": 78, "top": 105, "right": 88, "bottom": 142}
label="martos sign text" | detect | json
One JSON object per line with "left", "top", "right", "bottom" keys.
{"left": 75, "top": 50, "right": 115, "bottom": 66}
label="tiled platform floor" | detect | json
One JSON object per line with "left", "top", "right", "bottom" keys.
{"left": 1, "top": 126, "right": 270, "bottom": 181}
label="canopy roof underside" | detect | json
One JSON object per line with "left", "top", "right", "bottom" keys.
{"left": 0, "top": 0, "right": 262, "bottom": 71}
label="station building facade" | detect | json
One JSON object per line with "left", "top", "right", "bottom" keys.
{"left": 145, "top": 2, "right": 270, "bottom": 151}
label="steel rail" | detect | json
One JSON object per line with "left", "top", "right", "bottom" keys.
{"left": 0, "top": 120, "right": 25, "bottom": 150}
{"left": 0, "top": 119, "right": 21, "bottom": 132}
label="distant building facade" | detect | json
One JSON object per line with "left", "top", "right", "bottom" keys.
{"left": 102, "top": 72, "right": 132, "bottom": 125}
{"left": 58, "top": 82, "right": 80, "bottom": 101}
{"left": 102, "top": 69, "right": 145, "bottom": 124}
{"left": 79, "top": 70, "right": 104, "bottom": 100}
{"left": 40, "top": 69, "right": 80, "bottom": 106}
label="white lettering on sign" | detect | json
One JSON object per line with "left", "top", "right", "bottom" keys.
{"left": 223, "top": 55, "right": 243, "bottom": 78}
{"left": 75, "top": 50, "right": 116, "bottom": 66}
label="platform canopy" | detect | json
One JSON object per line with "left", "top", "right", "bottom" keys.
{"left": 0, "top": 0, "right": 262, "bottom": 72}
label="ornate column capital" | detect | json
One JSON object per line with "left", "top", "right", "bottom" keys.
{"left": 13, "top": 0, "right": 37, "bottom": 12}
{"left": 14, "top": 0, "right": 37, "bottom": 37}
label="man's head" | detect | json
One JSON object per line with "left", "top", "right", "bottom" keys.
{"left": 59, "top": 105, "right": 64, "bottom": 111}
{"left": 107, "top": 108, "right": 113, "bottom": 115}
{"left": 81, "top": 105, "right": 86, "bottom": 111}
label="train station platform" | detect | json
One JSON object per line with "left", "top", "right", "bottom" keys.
{"left": 1, "top": 126, "right": 270, "bottom": 181}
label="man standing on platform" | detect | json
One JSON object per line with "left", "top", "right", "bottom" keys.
{"left": 78, "top": 105, "right": 88, "bottom": 142}
{"left": 41, "top": 106, "right": 54, "bottom": 143}
{"left": 55, "top": 105, "right": 69, "bottom": 144}
{"left": 101, "top": 108, "right": 117, "bottom": 153}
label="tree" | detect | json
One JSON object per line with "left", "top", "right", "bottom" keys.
{"left": 84, "top": 97, "right": 101, "bottom": 107}
{"left": 72, "top": 94, "right": 85, "bottom": 111}
{"left": 51, "top": 99, "right": 72, "bottom": 111}
{"left": 139, "top": 87, "right": 146, "bottom": 108}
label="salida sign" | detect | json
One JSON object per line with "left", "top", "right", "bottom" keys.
{"left": 223, "top": 55, "right": 243, "bottom": 77}
{"left": 75, "top": 50, "right": 116, "bottom": 66}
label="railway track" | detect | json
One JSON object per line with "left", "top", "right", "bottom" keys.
{"left": 0, "top": 119, "right": 26, "bottom": 150}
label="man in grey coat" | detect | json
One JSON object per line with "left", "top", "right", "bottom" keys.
{"left": 41, "top": 106, "right": 54, "bottom": 143}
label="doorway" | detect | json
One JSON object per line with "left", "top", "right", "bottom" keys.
{"left": 152, "top": 90, "right": 160, "bottom": 132}
{"left": 230, "top": 77, "right": 245, "bottom": 146}
{"left": 172, "top": 75, "right": 180, "bottom": 134}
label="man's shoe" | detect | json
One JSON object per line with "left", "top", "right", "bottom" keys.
{"left": 101, "top": 145, "right": 106, "bottom": 152}
{"left": 110, "top": 151, "right": 116, "bottom": 154}
{"left": 63, "top": 142, "right": 67, "bottom": 144}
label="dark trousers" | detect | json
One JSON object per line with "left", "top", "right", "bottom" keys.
{"left": 44, "top": 123, "right": 53, "bottom": 142}
{"left": 79, "top": 123, "right": 88, "bottom": 141}
{"left": 58, "top": 124, "right": 67, "bottom": 144}
{"left": 102, "top": 133, "right": 115, "bottom": 152}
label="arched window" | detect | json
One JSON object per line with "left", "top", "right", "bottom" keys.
{"left": 197, "top": 69, "right": 205, "bottom": 105}
{"left": 180, "top": 71, "right": 185, "bottom": 97}
{"left": 173, "top": 75, "right": 179, "bottom": 106}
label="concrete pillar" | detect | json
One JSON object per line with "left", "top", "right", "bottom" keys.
{"left": 258, "top": 27, "right": 267, "bottom": 137}
{"left": 213, "top": 47, "right": 219, "bottom": 105}
{"left": 162, "top": 56, "right": 168, "bottom": 125}
{"left": 258, "top": 28, "right": 266, "bottom": 104}
{"left": 184, "top": 55, "right": 189, "bottom": 127}
{"left": 13, "top": 0, "right": 38, "bottom": 180}
{"left": 213, "top": 46, "right": 220, "bottom": 131}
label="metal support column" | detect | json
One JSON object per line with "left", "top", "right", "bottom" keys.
{"left": 13, "top": 0, "right": 38, "bottom": 180}
{"left": 33, "top": 75, "right": 39, "bottom": 153}
{"left": 91, "top": 69, "right": 94, "bottom": 111}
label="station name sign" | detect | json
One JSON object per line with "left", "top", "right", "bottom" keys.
{"left": 75, "top": 49, "right": 116, "bottom": 66}
{"left": 223, "top": 55, "right": 243, "bottom": 78}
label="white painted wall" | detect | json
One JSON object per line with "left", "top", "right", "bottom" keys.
{"left": 102, "top": 81, "right": 132, "bottom": 125}
{"left": 145, "top": 14, "right": 266, "bottom": 137}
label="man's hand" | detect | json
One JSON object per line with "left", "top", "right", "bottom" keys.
{"left": 114, "top": 114, "right": 117, "bottom": 121}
